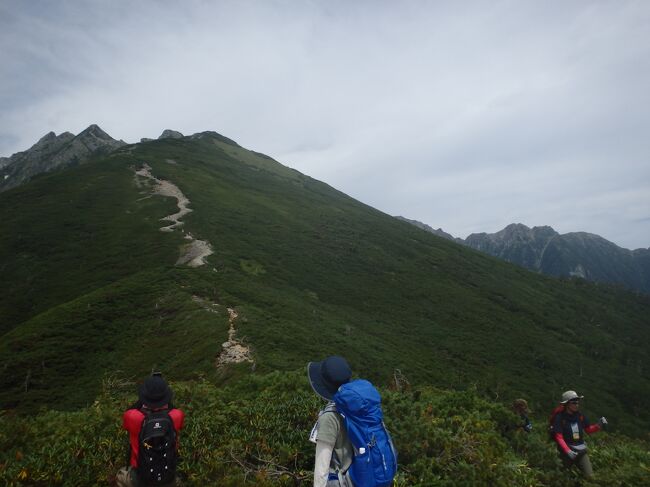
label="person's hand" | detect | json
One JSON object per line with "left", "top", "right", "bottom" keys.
{"left": 566, "top": 450, "right": 579, "bottom": 460}
{"left": 598, "top": 416, "right": 608, "bottom": 427}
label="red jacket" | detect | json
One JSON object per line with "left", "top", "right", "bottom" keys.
{"left": 123, "top": 408, "right": 185, "bottom": 468}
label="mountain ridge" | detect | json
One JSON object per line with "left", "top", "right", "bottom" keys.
{"left": 0, "top": 126, "right": 255, "bottom": 193}
{"left": 401, "top": 219, "right": 650, "bottom": 293}
{"left": 0, "top": 129, "right": 648, "bottom": 443}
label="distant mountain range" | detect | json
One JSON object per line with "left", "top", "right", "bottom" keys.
{"left": 397, "top": 217, "right": 650, "bottom": 293}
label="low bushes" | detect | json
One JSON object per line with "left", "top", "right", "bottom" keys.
{"left": 1, "top": 370, "right": 648, "bottom": 486}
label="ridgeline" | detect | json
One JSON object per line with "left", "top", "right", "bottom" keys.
{"left": 0, "top": 130, "right": 648, "bottom": 485}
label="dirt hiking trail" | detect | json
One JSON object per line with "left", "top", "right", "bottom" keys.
{"left": 192, "top": 296, "right": 254, "bottom": 367}
{"left": 135, "top": 163, "right": 214, "bottom": 267}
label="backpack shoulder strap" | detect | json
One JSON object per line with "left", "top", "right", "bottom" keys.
{"left": 549, "top": 406, "right": 564, "bottom": 427}
{"left": 322, "top": 403, "right": 338, "bottom": 415}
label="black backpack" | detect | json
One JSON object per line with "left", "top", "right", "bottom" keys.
{"left": 137, "top": 410, "right": 177, "bottom": 485}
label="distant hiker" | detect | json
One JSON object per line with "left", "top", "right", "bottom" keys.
{"left": 512, "top": 398, "right": 532, "bottom": 433}
{"left": 116, "top": 372, "right": 185, "bottom": 487}
{"left": 549, "top": 390, "right": 607, "bottom": 478}
{"left": 308, "top": 356, "right": 398, "bottom": 487}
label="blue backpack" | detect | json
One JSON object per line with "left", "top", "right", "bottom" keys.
{"left": 333, "top": 379, "right": 398, "bottom": 487}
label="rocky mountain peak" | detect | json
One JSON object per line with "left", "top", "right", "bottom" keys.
{"left": 503, "top": 222, "right": 530, "bottom": 232}
{"left": 190, "top": 131, "right": 241, "bottom": 147}
{"left": 25, "top": 131, "right": 75, "bottom": 155}
{"left": 159, "top": 129, "right": 184, "bottom": 139}
{"left": 495, "top": 223, "right": 531, "bottom": 240}
{"left": 531, "top": 225, "right": 558, "bottom": 238}
{"left": 0, "top": 124, "right": 125, "bottom": 193}
{"left": 36, "top": 131, "right": 58, "bottom": 144}
{"left": 78, "top": 124, "right": 114, "bottom": 141}
{"left": 74, "top": 125, "right": 125, "bottom": 153}
{"left": 488, "top": 223, "right": 559, "bottom": 243}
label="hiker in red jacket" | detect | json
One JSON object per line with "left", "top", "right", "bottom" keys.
{"left": 116, "top": 373, "right": 185, "bottom": 487}
{"left": 551, "top": 390, "right": 607, "bottom": 478}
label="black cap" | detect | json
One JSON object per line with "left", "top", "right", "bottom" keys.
{"left": 307, "top": 356, "right": 352, "bottom": 400}
{"left": 138, "top": 374, "right": 173, "bottom": 408}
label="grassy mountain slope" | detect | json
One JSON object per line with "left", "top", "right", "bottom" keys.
{"left": 0, "top": 154, "right": 185, "bottom": 332}
{"left": 1, "top": 133, "right": 649, "bottom": 441}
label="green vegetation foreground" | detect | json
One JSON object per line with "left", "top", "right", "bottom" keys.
{"left": 1, "top": 371, "right": 648, "bottom": 486}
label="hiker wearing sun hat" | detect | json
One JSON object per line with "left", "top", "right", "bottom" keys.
{"left": 307, "top": 356, "right": 398, "bottom": 487}
{"left": 116, "top": 373, "right": 185, "bottom": 487}
{"left": 549, "top": 390, "right": 607, "bottom": 478}
{"left": 308, "top": 356, "right": 354, "bottom": 487}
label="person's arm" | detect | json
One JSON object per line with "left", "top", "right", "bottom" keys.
{"left": 582, "top": 414, "right": 600, "bottom": 435}
{"left": 554, "top": 432, "right": 571, "bottom": 455}
{"left": 312, "top": 410, "right": 339, "bottom": 487}
{"left": 123, "top": 409, "right": 135, "bottom": 467}
{"left": 552, "top": 413, "right": 570, "bottom": 454}
{"left": 169, "top": 409, "right": 185, "bottom": 452}
{"left": 123, "top": 409, "right": 143, "bottom": 468}
{"left": 314, "top": 441, "right": 334, "bottom": 487}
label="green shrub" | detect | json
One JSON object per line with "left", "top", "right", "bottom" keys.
{"left": 1, "top": 370, "right": 648, "bottom": 486}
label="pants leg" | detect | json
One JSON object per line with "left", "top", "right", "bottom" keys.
{"left": 576, "top": 453, "right": 593, "bottom": 478}
{"left": 559, "top": 452, "right": 594, "bottom": 479}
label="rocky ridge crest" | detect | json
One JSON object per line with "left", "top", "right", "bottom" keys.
{"left": 0, "top": 124, "right": 126, "bottom": 192}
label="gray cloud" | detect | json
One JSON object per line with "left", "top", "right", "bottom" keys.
{"left": 1, "top": 0, "right": 648, "bottom": 249}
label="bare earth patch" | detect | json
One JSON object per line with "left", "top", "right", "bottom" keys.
{"left": 192, "top": 296, "right": 254, "bottom": 367}
{"left": 134, "top": 163, "right": 214, "bottom": 267}
{"left": 216, "top": 308, "right": 254, "bottom": 367}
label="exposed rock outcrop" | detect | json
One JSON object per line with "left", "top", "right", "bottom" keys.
{"left": 216, "top": 308, "right": 254, "bottom": 367}
{"left": 0, "top": 125, "right": 125, "bottom": 192}
{"left": 191, "top": 296, "right": 254, "bottom": 367}
{"left": 159, "top": 129, "right": 184, "bottom": 139}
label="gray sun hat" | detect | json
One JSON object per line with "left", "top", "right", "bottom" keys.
{"left": 560, "top": 390, "right": 584, "bottom": 404}
{"left": 307, "top": 356, "right": 352, "bottom": 400}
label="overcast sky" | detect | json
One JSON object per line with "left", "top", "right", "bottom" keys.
{"left": 1, "top": 0, "right": 648, "bottom": 249}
